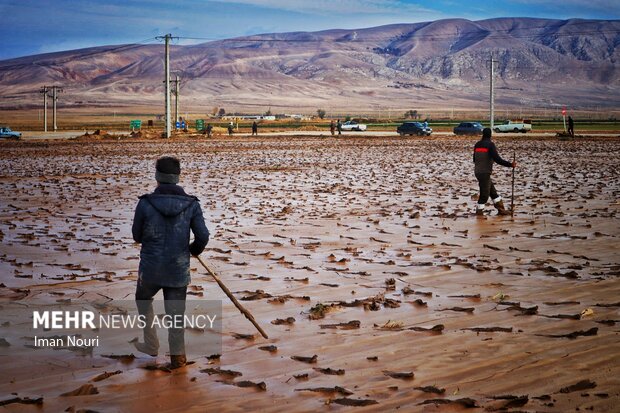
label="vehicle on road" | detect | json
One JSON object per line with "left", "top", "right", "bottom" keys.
{"left": 340, "top": 120, "right": 367, "bottom": 131}
{"left": 397, "top": 122, "right": 432, "bottom": 136}
{"left": 494, "top": 120, "right": 532, "bottom": 133}
{"left": 453, "top": 122, "right": 484, "bottom": 136}
{"left": 0, "top": 126, "right": 21, "bottom": 139}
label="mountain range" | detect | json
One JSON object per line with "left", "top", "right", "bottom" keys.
{"left": 1, "top": 17, "right": 619, "bottom": 114}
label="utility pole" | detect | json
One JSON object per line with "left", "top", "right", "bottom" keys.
{"left": 39, "top": 86, "right": 49, "bottom": 132}
{"left": 173, "top": 74, "right": 180, "bottom": 128}
{"left": 165, "top": 34, "right": 171, "bottom": 138}
{"left": 52, "top": 87, "right": 58, "bottom": 131}
{"left": 489, "top": 54, "right": 497, "bottom": 130}
{"left": 42, "top": 86, "right": 62, "bottom": 132}
{"left": 156, "top": 34, "right": 176, "bottom": 138}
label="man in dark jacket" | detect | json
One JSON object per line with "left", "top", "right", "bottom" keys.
{"left": 473, "top": 128, "right": 516, "bottom": 216}
{"left": 568, "top": 116, "right": 574, "bottom": 138}
{"left": 251, "top": 121, "right": 258, "bottom": 136}
{"left": 132, "top": 156, "right": 210, "bottom": 368}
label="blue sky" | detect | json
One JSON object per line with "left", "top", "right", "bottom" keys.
{"left": 0, "top": 0, "right": 618, "bottom": 60}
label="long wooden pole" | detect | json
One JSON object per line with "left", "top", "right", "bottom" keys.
{"left": 196, "top": 256, "right": 269, "bottom": 339}
{"left": 511, "top": 152, "right": 516, "bottom": 217}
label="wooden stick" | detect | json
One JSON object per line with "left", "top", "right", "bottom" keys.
{"left": 196, "top": 256, "right": 269, "bottom": 339}
{"left": 511, "top": 152, "right": 516, "bottom": 217}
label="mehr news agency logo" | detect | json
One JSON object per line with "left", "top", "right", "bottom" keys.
{"left": 32, "top": 309, "right": 218, "bottom": 348}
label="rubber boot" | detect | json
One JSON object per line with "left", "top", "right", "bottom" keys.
{"left": 494, "top": 200, "right": 510, "bottom": 216}
{"left": 133, "top": 341, "right": 158, "bottom": 357}
{"left": 170, "top": 354, "right": 187, "bottom": 369}
{"left": 475, "top": 204, "right": 485, "bottom": 217}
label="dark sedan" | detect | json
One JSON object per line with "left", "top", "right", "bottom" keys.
{"left": 397, "top": 122, "right": 432, "bottom": 136}
{"left": 453, "top": 122, "right": 484, "bottom": 136}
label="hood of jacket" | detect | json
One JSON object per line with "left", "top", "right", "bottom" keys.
{"left": 141, "top": 194, "right": 197, "bottom": 217}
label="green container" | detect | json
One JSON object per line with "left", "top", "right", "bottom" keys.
{"left": 130, "top": 120, "right": 142, "bottom": 130}
{"left": 196, "top": 119, "right": 205, "bottom": 131}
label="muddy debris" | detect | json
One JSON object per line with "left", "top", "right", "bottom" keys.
{"left": 331, "top": 398, "right": 379, "bottom": 406}
{"left": 232, "top": 380, "right": 267, "bottom": 391}
{"left": 271, "top": 317, "right": 296, "bottom": 325}
{"left": 418, "top": 397, "right": 478, "bottom": 408}
{"left": 383, "top": 370, "right": 414, "bottom": 380}
{"left": 200, "top": 367, "right": 243, "bottom": 378}
{"left": 438, "top": 306, "right": 475, "bottom": 313}
{"left": 295, "top": 386, "right": 353, "bottom": 396}
{"left": 409, "top": 324, "right": 444, "bottom": 333}
{"left": 414, "top": 385, "right": 446, "bottom": 394}
{"left": 91, "top": 370, "right": 122, "bottom": 382}
{"left": 60, "top": 384, "right": 99, "bottom": 397}
{"left": 232, "top": 333, "right": 256, "bottom": 340}
{"left": 558, "top": 379, "right": 597, "bottom": 393}
{"left": 537, "top": 327, "right": 598, "bottom": 339}
{"left": 0, "top": 397, "right": 44, "bottom": 406}
{"left": 462, "top": 327, "right": 513, "bottom": 333}
{"left": 319, "top": 320, "right": 360, "bottom": 329}
{"left": 291, "top": 355, "right": 318, "bottom": 364}
{"left": 307, "top": 303, "right": 340, "bottom": 319}
{"left": 313, "top": 367, "right": 345, "bottom": 375}
{"left": 100, "top": 354, "right": 135, "bottom": 363}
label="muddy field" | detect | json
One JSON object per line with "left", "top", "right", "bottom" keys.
{"left": 0, "top": 135, "right": 619, "bottom": 412}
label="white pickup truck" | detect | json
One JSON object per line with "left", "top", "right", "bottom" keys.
{"left": 494, "top": 120, "right": 532, "bottom": 133}
{"left": 340, "top": 120, "right": 367, "bottom": 131}
{"left": 0, "top": 126, "right": 22, "bottom": 139}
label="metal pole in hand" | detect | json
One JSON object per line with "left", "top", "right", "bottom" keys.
{"left": 195, "top": 256, "right": 269, "bottom": 339}
{"left": 511, "top": 152, "right": 516, "bottom": 217}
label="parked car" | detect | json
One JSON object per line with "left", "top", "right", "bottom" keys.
{"left": 0, "top": 126, "right": 21, "bottom": 139}
{"left": 494, "top": 119, "right": 532, "bottom": 133}
{"left": 397, "top": 122, "right": 432, "bottom": 136}
{"left": 453, "top": 122, "right": 484, "bottom": 136}
{"left": 340, "top": 120, "right": 367, "bottom": 131}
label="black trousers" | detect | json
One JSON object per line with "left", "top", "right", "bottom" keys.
{"left": 475, "top": 173, "right": 499, "bottom": 205}
{"left": 135, "top": 278, "right": 187, "bottom": 355}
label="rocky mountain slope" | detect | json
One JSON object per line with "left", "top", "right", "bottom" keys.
{"left": 1, "top": 18, "right": 618, "bottom": 112}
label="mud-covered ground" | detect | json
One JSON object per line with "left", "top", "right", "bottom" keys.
{"left": 0, "top": 135, "right": 619, "bottom": 412}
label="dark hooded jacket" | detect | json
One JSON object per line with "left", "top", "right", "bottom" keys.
{"left": 473, "top": 133, "right": 512, "bottom": 174}
{"left": 132, "top": 184, "right": 210, "bottom": 287}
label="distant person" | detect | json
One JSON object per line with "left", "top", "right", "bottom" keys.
{"left": 337, "top": 119, "right": 342, "bottom": 136}
{"left": 473, "top": 128, "right": 516, "bottom": 216}
{"left": 227, "top": 123, "right": 233, "bottom": 137}
{"left": 423, "top": 119, "right": 429, "bottom": 129}
{"left": 330, "top": 120, "right": 335, "bottom": 136}
{"left": 252, "top": 121, "right": 258, "bottom": 136}
{"left": 132, "top": 156, "right": 210, "bottom": 368}
{"left": 206, "top": 123, "right": 213, "bottom": 138}
{"left": 568, "top": 116, "right": 574, "bottom": 138}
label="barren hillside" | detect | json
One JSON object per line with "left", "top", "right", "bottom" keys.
{"left": 1, "top": 18, "right": 619, "bottom": 112}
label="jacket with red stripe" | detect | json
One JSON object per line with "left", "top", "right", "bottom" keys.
{"left": 473, "top": 137, "right": 512, "bottom": 174}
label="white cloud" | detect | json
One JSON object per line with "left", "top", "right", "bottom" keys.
{"left": 208, "top": 0, "right": 436, "bottom": 16}
{"left": 513, "top": 0, "right": 619, "bottom": 13}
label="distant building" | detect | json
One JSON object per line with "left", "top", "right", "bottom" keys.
{"left": 221, "top": 115, "right": 276, "bottom": 121}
